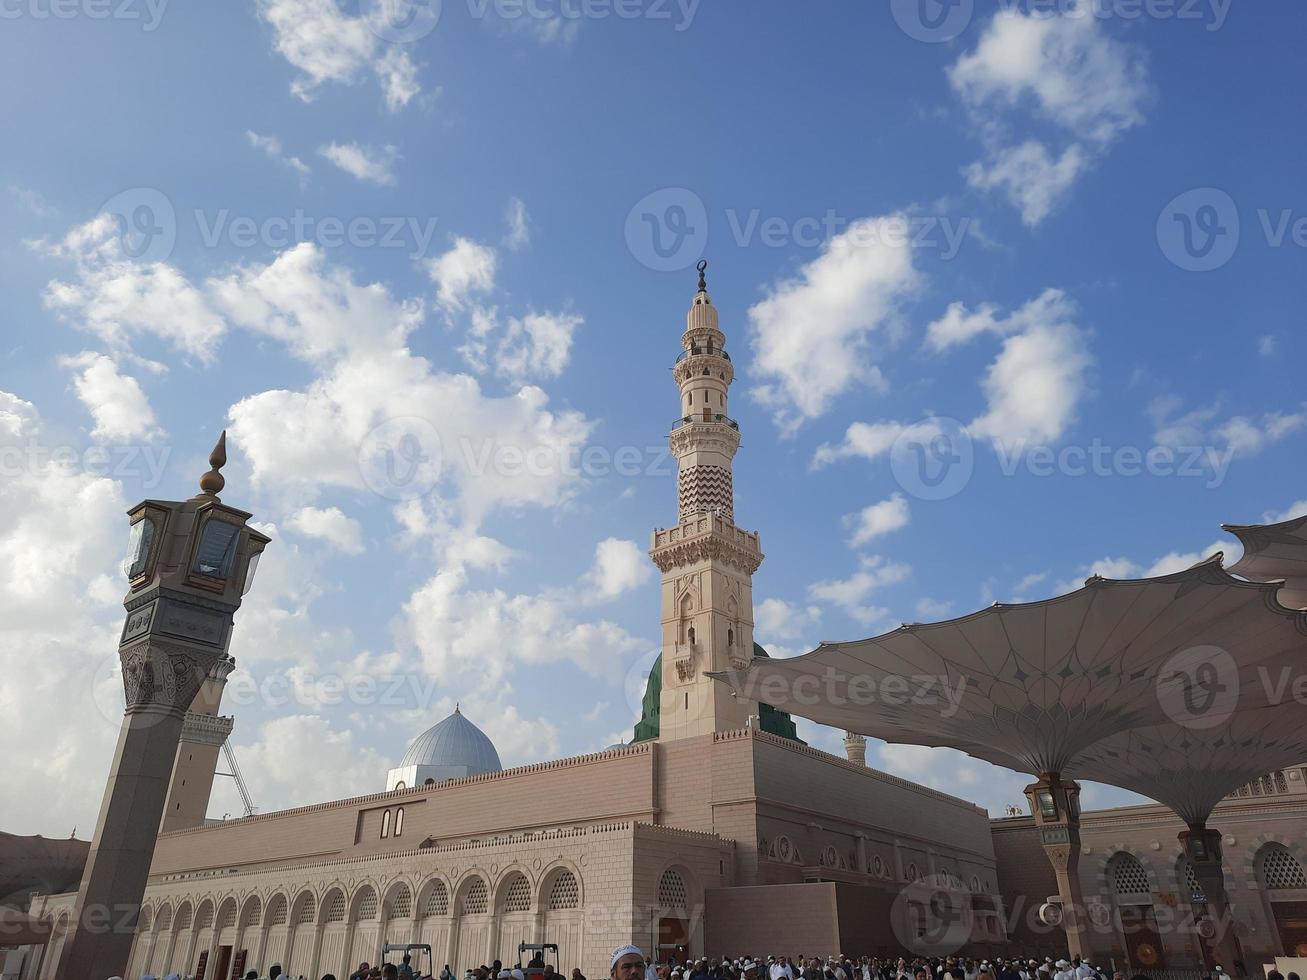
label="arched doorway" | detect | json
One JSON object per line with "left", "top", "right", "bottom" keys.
{"left": 416, "top": 877, "right": 453, "bottom": 967}
{"left": 540, "top": 867, "right": 583, "bottom": 974}
{"left": 1107, "top": 852, "right": 1166, "bottom": 971}
{"left": 654, "top": 867, "right": 692, "bottom": 965}
{"left": 1256, "top": 842, "right": 1307, "bottom": 955}
{"left": 494, "top": 871, "right": 534, "bottom": 965}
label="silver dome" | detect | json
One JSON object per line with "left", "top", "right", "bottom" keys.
{"left": 398, "top": 706, "right": 502, "bottom": 777}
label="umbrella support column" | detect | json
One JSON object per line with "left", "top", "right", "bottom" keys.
{"left": 1025, "top": 773, "right": 1089, "bottom": 958}
{"left": 1180, "top": 824, "right": 1244, "bottom": 977}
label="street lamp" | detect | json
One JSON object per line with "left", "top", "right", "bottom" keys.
{"left": 57, "top": 432, "right": 269, "bottom": 980}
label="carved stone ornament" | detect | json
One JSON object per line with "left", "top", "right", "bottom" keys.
{"left": 120, "top": 639, "right": 220, "bottom": 712}
{"left": 652, "top": 533, "right": 763, "bottom": 575}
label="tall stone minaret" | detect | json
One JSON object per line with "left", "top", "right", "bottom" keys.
{"left": 159, "top": 657, "right": 235, "bottom": 832}
{"left": 650, "top": 261, "right": 764, "bottom": 740}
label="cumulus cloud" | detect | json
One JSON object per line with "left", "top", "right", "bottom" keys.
{"left": 38, "top": 214, "right": 226, "bottom": 362}
{"left": 428, "top": 237, "right": 499, "bottom": 312}
{"left": 256, "top": 0, "right": 421, "bottom": 110}
{"left": 749, "top": 215, "right": 920, "bottom": 432}
{"left": 59, "top": 351, "right": 162, "bottom": 442}
{"left": 845, "top": 493, "right": 910, "bottom": 548}
{"left": 286, "top": 505, "right": 365, "bottom": 554}
{"left": 495, "top": 311, "right": 582, "bottom": 385}
{"left": 818, "top": 289, "right": 1091, "bottom": 466}
{"left": 755, "top": 598, "right": 821, "bottom": 644}
{"left": 807, "top": 555, "right": 910, "bottom": 627}
{"left": 319, "top": 141, "right": 400, "bottom": 186}
{"left": 948, "top": 5, "right": 1149, "bottom": 224}
{"left": 582, "top": 537, "right": 653, "bottom": 602}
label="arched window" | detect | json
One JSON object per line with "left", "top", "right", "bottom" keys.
{"left": 386, "top": 885, "right": 413, "bottom": 921}
{"left": 353, "top": 887, "right": 379, "bottom": 922}
{"left": 266, "top": 895, "right": 288, "bottom": 926}
{"left": 424, "top": 777, "right": 436, "bottom": 786}
{"left": 503, "top": 874, "right": 531, "bottom": 912}
{"left": 1261, "top": 843, "right": 1307, "bottom": 889}
{"left": 381, "top": 809, "right": 391, "bottom": 838}
{"left": 1109, "top": 853, "right": 1151, "bottom": 896}
{"left": 422, "top": 881, "right": 449, "bottom": 917}
{"left": 547, "top": 870, "right": 580, "bottom": 910}
{"left": 657, "top": 869, "right": 688, "bottom": 910}
{"left": 395, "top": 781, "right": 406, "bottom": 790}
{"left": 462, "top": 878, "right": 489, "bottom": 915}
{"left": 727, "top": 628, "right": 734, "bottom": 646}
{"left": 324, "top": 891, "right": 346, "bottom": 923}
{"left": 395, "top": 807, "right": 404, "bottom": 837}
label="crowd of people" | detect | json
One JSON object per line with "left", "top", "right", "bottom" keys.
{"left": 105, "top": 943, "right": 1258, "bottom": 980}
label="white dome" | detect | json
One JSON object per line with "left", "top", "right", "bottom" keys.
{"left": 397, "top": 706, "right": 501, "bottom": 778}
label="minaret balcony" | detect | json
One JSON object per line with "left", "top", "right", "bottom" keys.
{"left": 650, "top": 513, "right": 763, "bottom": 574}
{"left": 672, "top": 413, "right": 739, "bottom": 431}
{"left": 675, "top": 346, "right": 730, "bottom": 363}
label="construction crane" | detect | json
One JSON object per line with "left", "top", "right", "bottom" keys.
{"left": 217, "top": 740, "right": 258, "bottom": 818}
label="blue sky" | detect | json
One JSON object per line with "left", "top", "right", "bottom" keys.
{"left": 2, "top": 0, "right": 1304, "bottom": 835}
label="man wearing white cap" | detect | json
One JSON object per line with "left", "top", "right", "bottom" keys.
{"left": 1053, "top": 960, "right": 1075, "bottom": 980}
{"left": 613, "top": 945, "right": 649, "bottom": 980}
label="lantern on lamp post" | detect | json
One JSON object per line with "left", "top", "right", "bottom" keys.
{"left": 57, "top": 432, "right": 269, "bottom": 980}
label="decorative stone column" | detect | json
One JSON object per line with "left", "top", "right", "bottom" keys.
{"left": 1180, "top": 824, "right": 1244, "bottom": 976}
{"left": 57, "top": 435, "right": 269, "bottom": 980}
{"left": 1025, "top": 773, "right": 1088, "bottom": 958}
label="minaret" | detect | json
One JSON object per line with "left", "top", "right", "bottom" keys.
{"left": 159, "top": 657, "right": 235, "bottom": 832}
{"left": 843, "top": 732, "right": 868, "bottom": 766}
{"left": 650, "top": 261, "right": 764, "bottom": 740}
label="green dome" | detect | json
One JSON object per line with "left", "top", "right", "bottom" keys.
{"left": 631, "top": 642, "right": 803, "bottom": 743}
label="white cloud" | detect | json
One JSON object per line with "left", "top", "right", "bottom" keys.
{"left": 582, "top": 537, "right": 653, "bottom": 602}
{"left": 1266, "top": 500, "right": 1307, "bottom": 524}
{"left": 495, "top": 311, "right": 581, "bottom": 384}
{"left": 9, "top": 185, "right": 53, "bottom": 218}
{"left": 818, "top": 290, "right": 1090, "bottom": 466}
{"left": 1054, "top": 540, "right": 1228, "bottom": 596}
{"left": 948, "top": 7, "right": 1148, "bottom": 144}
{"left": 754, "top": 598, "right": 821, "bottom": 643}
{"left": 967, "top": 294, "right": 1091, "bottom": 452}
{"left": 319, "top": 141, "right": 400, "bottom": 186}
{"left": 504, "top": 197, "right": 531, "bottom": 251}
{"left": 845, "top": 493, "right": 910, "bottom": 548}
{"left": 255, "top": 0, "right": 421, "bottom": 109}
{"left": 39, "top": 214, "right": 226, "bottom": 362}
{"left": 402, "top": 565, "right": 645, "bottom": 688}
{"left": 948, "top": 6, "right": 1148, "bottom": 224}
{"left": 1258, "top": 335, "right": 1278, "bottom": 357}
{"left": 964, "top": 141, "right": 1087, "bottom": 228}
{"left": 748, "top": 215, "right": 920, "bottom": 432}
{"left": 209, "top": 241, "right": 422, "bottom": 365}
{"left": 427, "top": 237, "right": 499, "bottom": 312}
{"left": 246, "top": 130, "right": 312, "bottom": 186}
{"left": 812, "top": 418, "right": 943, "bottom": 469}
{"left": 1149, "top": 397, "right": 1306, "bottom": 461}
{"left": 807, "top": 555, "right": 910, "bottom": 627}
{"left": 59, "top": 351, "right": 162, "bottom": 442}
{"left": 0, "top": 391, "right": 136, "bottom": 834}
{"left": 286, "top": 505, "right": 365, "bottom": 554}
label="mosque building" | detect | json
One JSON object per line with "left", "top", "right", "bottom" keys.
{"left": 13, "top": 274, "right": 1307, "bottom": 980}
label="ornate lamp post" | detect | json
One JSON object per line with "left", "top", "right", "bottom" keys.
{"left": 1024, "top": 773, "right": 1088, "bottom": 956}
{"left": 57, "top": 433, "right": 269, "bottom": 980}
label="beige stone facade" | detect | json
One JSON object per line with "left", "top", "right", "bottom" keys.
{"left": 992, "top": 767, "right": 1307, "bottom": 972}
{"left": 23, "top": 729, "right": 1001, "bottom": 979}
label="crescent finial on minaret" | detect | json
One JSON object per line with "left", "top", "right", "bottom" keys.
{"left": 198, "top": 430, "right": 227, "bottom": 498}
{"left": 697, "top": 259, "right": 708, "bottom": 293}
